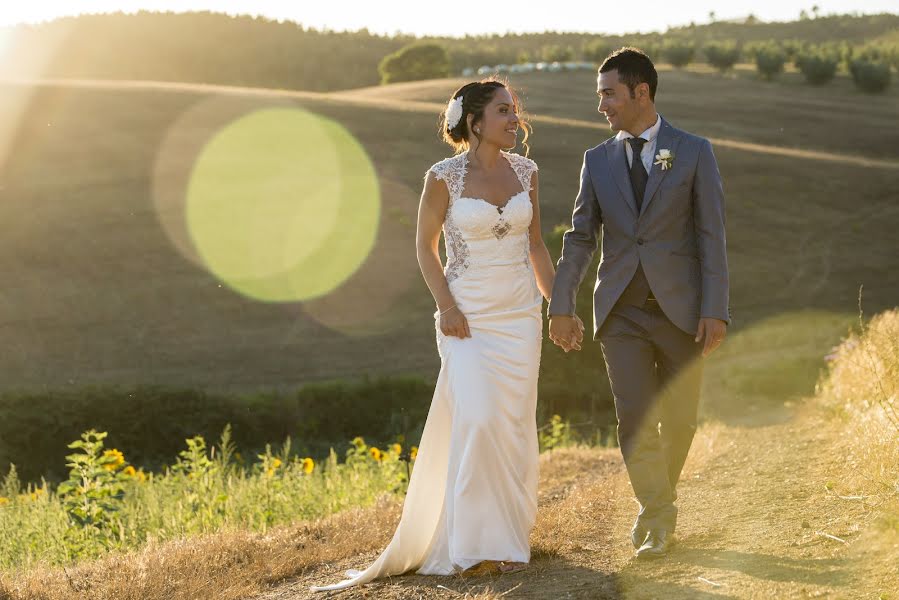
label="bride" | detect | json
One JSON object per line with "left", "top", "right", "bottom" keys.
{"left": 311, "top": 78, "right": 583, "bottom": 591}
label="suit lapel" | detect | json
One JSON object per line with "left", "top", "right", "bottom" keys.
{"left": 605, "top": 138, "right": 638, "bottom": 218}
{"left": 640, "top": 118, "right": 681, "bottom": 217}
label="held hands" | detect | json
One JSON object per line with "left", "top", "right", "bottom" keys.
{"left": 696, "top": 317, "right": 727, "bottom": 357}
{"left": 440, "top": 306, "right": 471, "bottom": 338}
{"left": 549, "top": 314, "right": 586, "bottom": 352}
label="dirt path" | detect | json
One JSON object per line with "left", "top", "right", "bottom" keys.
{"left": 252, "top": 404, "right": 896, "bottom": 599}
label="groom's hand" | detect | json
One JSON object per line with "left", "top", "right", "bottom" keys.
{"left": 696, "top": 318, "right": 727, "bottom": 357}
{"left": 550, "top": 315, "right": 584, "bottom": 352}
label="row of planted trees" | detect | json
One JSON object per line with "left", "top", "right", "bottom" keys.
{"left": 381, "top": 37, "right": 895, "bottom": 92}
{"left": 655, "top": 38, "right": 894, "bottom": 92}
{"left": 400, "top": 38, "right": 894, "bottom": 93}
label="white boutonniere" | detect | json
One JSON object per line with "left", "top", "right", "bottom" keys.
{"left": 654, "top": 148, "right": 674, "bottom": 170}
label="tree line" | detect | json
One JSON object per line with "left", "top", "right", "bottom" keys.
{"left": 1, "top": 11, "right": 896, "bottom": 93}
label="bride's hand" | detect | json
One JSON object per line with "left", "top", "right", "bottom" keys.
{"left": 573, "top": 314, "right": 586, "bottom": 337}
{"left": 440, "top": 306, "right": 472, "bottom": 338}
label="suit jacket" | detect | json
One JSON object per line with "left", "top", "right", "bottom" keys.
{"left": 548, "top": 116, "right": 730, "bottom": 338}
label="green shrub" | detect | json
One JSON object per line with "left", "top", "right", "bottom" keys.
{"left": 751, "top": 42, "right": 786, "bottom": 80}
{"left": 849, "top": 54, "right": 892, "bottom": 93}
{"left": 662, "top": 40, "right": 695, "bottom": 68}
{"left": 378, "top": 43, "right": 450, "bottom": 84}
{"left": 703, "top": 41, "right": 741, "bottom": 72}
{"left": 796, "top": 48, "right": 839, "bottom": 85}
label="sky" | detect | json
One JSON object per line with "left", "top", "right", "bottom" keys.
{"left": 1, "top": 0, "right": 896, "bottom": 37}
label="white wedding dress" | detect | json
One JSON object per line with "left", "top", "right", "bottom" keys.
{"left": 311, "top": 151, "right": 543, "bottom": 592}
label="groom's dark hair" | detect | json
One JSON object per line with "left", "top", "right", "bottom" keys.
{"left": 600, "top": 47, "right": 658, "bottom": 102}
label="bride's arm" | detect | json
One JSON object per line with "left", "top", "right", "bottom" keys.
{"left": 528, "top": 171, "right": 585, "bottom": 343}
{"left": 526, "top": 171, "right": 555, "bottom": 302}
{"left": 416, "top": 172, "right": 471, "bottom": 338}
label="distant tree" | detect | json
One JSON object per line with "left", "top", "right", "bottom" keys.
{"left": 583, "top": 39, "right": 614, "bottom": 64}
{"left": 662, "top": 40, "right": 695, "bottom": 68}
{"left": 812, "top": 5, "right": 820, "bottom": 18}
{"left": 378, "top": 43, "right": 450, "bottom": 84}
{"left": 796, "top": 46, "right": 839, "bottom": 84}
{"left": 800, "top": 9, "right": 809, "bottom": 20}
{"left": 709, "top": 11, "right": 716, "bottom": 23}
{"left": 703, "top": 40, "right": 741, "bottom": 72}
{"left": 849, "top": 49, "right": 892, "bottom": 93}
{"left": 745, "top": 14, "right": 758, "bottom": 25}
{"left": 639, "top": 42, "right": 661, "bottom": 63}
{"left": 781, "top": 38, "right": 804, "bottom": 62}
{"left": 541, "top": 44, "right": 574, "bottom": 62}
{"left": 749, "top": 41, "right": 786, "bottom": 79}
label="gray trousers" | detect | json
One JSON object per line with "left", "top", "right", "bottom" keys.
{"left": 598, "top": 296, "right": 703, "bottom": 533}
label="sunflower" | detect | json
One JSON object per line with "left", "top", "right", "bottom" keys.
{"left": 102, "top": 449, "right": 125, "bottom": 471}
{"left": 369, "top": 447, "right": 382, "bottom": 462}
{"left": 410, "top": 446, "right": 418, "bottom": 461}
{"left": 391, "top": 443, "right": 402, "bottom": 455}
{"left": 302, "top": 457, "right": 315, "bottom": 474}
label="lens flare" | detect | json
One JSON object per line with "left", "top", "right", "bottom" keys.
{"left": 184, "top": 106, "right": 380, "bottom": 302}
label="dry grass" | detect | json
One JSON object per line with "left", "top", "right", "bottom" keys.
{"left": 815, "top": 307, "right": 899, "bottom": 593}
{"left": 818, "top": 307, "right": 899, "bottom": 500}
{"left": 0, "top": 497, "right": 401, "bottom": 600}
{"left": 0, "top": 447, "right": 625, "bottom": 600}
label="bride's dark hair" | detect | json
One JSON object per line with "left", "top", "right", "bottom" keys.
{"left": 440, "top": 77, "right": 531, "bottom": 155}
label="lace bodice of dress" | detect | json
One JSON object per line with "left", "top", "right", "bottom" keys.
{"left": 429, "top": 151, "right": 538, "bottom": 284}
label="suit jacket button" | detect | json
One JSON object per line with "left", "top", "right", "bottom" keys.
{"left": 636, "top": 238, "right": 644, "bottom": 245}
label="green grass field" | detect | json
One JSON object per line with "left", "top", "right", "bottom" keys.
{"left": 0, "top": 68, "right": 897, "bottom": 412}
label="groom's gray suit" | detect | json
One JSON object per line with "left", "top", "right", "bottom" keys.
{"left": 549, "top": 115, "right": 729, "bottom": 535}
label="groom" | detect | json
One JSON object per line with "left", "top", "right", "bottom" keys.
{"left": 548, "top": 48, "right": 730, "bottom": 559}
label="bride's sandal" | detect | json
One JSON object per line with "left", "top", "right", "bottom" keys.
{"left": 498, "top": 561, "right": 528, "bottom": 574}
{"left": 460, "top": 560, "right": 501, "bottom": 577}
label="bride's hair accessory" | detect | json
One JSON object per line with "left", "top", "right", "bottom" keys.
{"left": 445, "top": 95, "right": 464, "bottom": 130}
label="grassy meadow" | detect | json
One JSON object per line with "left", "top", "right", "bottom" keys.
{"left": 2, "top": 68, "right": 897, "bottom": 395}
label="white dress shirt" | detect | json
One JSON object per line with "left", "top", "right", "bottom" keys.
{"left": 615, "top": 113, "right": 661, "bottom": 173}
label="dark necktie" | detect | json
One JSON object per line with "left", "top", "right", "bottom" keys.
{"left": 627, "top": 137, "right": 648, "bottom": 213}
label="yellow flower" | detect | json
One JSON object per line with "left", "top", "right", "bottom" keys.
{"left": 271, "top": 458, "right": 283, "bottom": 469}
{"left": 352, "top": 436, "right": 366, "bottom": 449}
{"left": 29, "top": 488, "right": 46, "bottom": 501}
{"left": 410, "top": 446, "right": 418, "bottom": 461}
{"left": 391, "top": 443, "right": 402, "bottom": 455}
{"left": 369, "top": 447, "right": 382, "bottom": 462}
{"left": 0, "top": 497, "right": 9, "bottom": 505}
{"left": 103, "top": 449, "right": 125, "bottom": 471}
{"left": 302, "top": 457, "right": 315, "bottom": 474}
{"left": 124, "top": 465, "right": 136, "bottom": 476}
